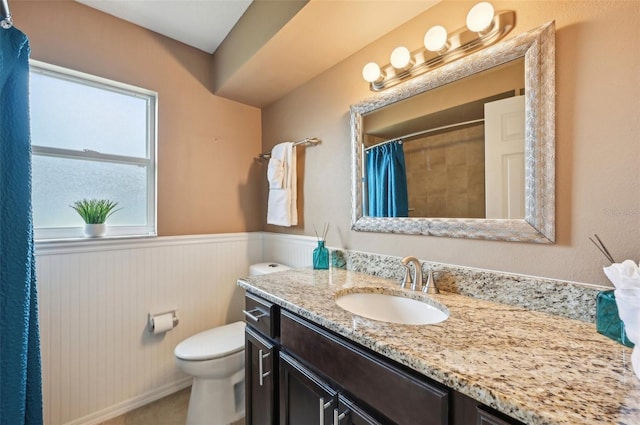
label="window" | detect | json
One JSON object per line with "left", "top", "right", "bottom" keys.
{"left": 29, "top": 61, "right": 157, "bottom": 240}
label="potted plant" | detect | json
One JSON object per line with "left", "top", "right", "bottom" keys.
{"left": 70, "top": 198, "right": 121, "bottom": 237}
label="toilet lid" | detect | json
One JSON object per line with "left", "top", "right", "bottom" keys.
{"left": 174, "top": 321, "right": 245, "bottom": 361}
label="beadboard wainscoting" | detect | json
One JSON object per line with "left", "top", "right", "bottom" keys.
{"left": 35, "top": 232, "right": 316, "bottom": 425}
{"left": 261, "top": 232, "right": 319, "bottom": 268}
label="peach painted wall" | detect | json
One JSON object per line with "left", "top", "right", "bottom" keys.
{"left": 14, "top": 0, "right": 263, "bottom": 236}
{"left": 262, "top": 0, "right": 640, "bottom": 286}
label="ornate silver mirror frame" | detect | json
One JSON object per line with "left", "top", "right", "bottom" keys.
{"left": 350, "top": 21, "right": 555, "bottom": 243}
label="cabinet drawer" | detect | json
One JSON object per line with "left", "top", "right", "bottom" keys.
{"left": 280, "top": 311, "right": 449, "bottom": 425}
{"left": 244, "top": 293, "right": 279, "bottom": 338}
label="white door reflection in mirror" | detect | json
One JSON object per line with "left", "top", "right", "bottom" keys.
{"left": 484, "top": 95, "right": 525, "bottom": 219}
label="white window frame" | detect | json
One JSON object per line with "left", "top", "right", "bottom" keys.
{"left": 29, "top": 60, "right": 158, "bottom": 241}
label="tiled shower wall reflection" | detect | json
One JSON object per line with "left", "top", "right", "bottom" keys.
{"left": 404, "top": 123, "right": 485, "bottom": 218}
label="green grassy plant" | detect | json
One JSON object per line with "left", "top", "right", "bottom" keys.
{"left": 70, "top": 199, "right": 121, "bottom": 224}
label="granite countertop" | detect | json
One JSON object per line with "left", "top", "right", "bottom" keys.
{"left": 237, "top": 268, "right": 640, "bottom": 425}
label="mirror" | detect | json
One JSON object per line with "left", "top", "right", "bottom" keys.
{"left": 363, "top": 58, "right": 525, "bottom": 220}
{"left": 351, "top": 22, "right": 555, "bottom": 243}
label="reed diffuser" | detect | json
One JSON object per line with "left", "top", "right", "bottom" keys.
{"left": 592, "top": 233, "right": 640, "bottom": 378}
{"left": 313, "top": 223, "right": 329, "bottom": 270}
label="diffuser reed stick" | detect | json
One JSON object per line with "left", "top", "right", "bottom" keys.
{"left": 314, "top": 223, "right": 329, "bottom": 241}
{"left": 590, "top": 233, "right": 616, "bottom": 264}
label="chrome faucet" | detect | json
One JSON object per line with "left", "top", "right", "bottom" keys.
{"left": 400, "top": 256, "right": 439, "bottom": 294}
{"left": 400, "top": 256, "right": 422, "bottom": 291}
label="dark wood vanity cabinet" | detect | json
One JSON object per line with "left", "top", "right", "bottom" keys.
{"left": 244, "top": 293, "right": 523, "bottom": 425}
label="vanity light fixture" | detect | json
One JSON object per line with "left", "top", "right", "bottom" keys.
{"left": 390, "top": 46, "right": 412, "bottom": 70}
{"left": 466, "top": 2, "right": 495, "bottom": 33}
{"left": 362, "top": 2, "right": 515, "bottom": 92}
{"left": 423, "top": 25, "right": 448, "bottom": 53}
{"left": 362, "top": 62, "right": 383, "bottom": 83}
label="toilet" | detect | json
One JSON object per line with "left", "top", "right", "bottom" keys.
{"left": 249, "top": 262, "right": 291, "bottom": 276}
{"left": 174, "top": 262, "right": 291, "bottom": 425}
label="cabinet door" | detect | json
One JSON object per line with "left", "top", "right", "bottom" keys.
{"left": 279, "top": 352, "right": 337, "bottom": 425}
{"left": 334, "top": 395, "right": 383, "bottom": 425}
{"left": 246, "top": 327, "right": 277, "bottom": 425}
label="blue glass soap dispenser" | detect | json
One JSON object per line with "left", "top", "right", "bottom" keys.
{"left": 313, "top": 223, "right": 330, "bottom": 270}
{"left": 313, "top": 240, "right": 329, "bottom": 270}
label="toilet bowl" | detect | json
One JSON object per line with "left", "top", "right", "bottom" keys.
{"left": 175, "top": 262, "right": 290, "bottom": 425}
{"left": 175, "top": 321, "right": 246, "bottom": 425}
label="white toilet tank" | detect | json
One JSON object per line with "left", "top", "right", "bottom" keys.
{"left": 249, "top": 262, "right": 291, "bottom": 276}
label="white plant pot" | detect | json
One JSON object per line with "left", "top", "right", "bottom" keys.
{"left": 84, "top": 223, "right": 107, "bottom": 238}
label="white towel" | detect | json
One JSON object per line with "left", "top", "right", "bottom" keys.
{"left": 267, "top": 142, "right": 298, "bottom": 226}
{"left": 289, "top": 143, "right": 298, "bottom": 226}
{"left": 267, "top": 158, "right": 284, "bottom": 189}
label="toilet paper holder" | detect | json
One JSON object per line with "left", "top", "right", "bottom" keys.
{"left": 148, "top": 310, "right": 180, "bottom": 333}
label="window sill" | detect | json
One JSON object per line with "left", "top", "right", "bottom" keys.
{"left": 35, "top": 234, "right": 157, "bottom": 254}
{"left": 34, "top": 232, "right": 261, "bottom": 256}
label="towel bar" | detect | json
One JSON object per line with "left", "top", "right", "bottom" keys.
{"left": 258, "top": 137, "right": 320, "bottom": 160}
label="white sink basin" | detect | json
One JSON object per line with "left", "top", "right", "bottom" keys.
{"left": 335, "top": 292, "right": 448, "bottom": 325}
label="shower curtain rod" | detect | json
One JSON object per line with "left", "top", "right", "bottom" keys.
{"left": 1, "top": 0, "right": 13, "bottom": 29}
{"left": 258, "top": 137, "right": 320, "bottom": 160}
{"left": 364, "top": 118, "right": 484, "bottom": 152}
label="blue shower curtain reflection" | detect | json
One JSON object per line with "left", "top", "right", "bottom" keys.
{"left": 365, "top": 141, "right": 409, "bottom": 217}
{"left": 0, "top": 27, "right": 44, "bottom": 425}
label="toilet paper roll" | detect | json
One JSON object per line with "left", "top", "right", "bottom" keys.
{"left": 151, "top": 313, "right": 174, "bottom": 334}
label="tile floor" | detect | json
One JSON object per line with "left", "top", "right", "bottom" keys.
{"left": 100, "top": 387, "right": 245, "bottom": 425}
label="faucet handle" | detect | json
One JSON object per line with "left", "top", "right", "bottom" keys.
{"left": 422, "top": 270, "right": 439, "bottom": 294}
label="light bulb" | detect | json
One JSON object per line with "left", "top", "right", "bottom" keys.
{"left": 390, "top": 46, "right": 411, "bottom": 69}
{"left": 362, "top": 62, "right": 382, "bottom": 83}
{"left": 424, "top": 26, "right": 448, "bottom": 52}
{"left": 466, "top": 2, "right": 495, "bottom": 33}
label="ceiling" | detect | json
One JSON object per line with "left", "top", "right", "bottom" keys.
{"left": 76, "top": 0, "right": 440, "bottom": 107}
{"left": 77, "top": 0, "right": 254, "bottom": 54}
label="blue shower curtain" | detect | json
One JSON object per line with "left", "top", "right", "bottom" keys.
{"left": 0, "top": 27, "right": 44, "bottom": 425}
{"left": 366, "top": 141, "right": 409, "bottom": 217}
